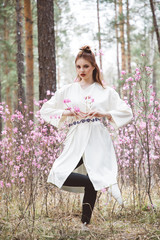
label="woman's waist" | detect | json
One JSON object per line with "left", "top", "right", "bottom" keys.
{"left": 68, "top": 117, "right": 101, "bottom": 127}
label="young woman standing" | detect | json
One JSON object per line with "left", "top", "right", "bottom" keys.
{"left": 40, "top": 45, "right": 133, "bottom": 227}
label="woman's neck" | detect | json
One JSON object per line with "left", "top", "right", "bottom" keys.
{"left": 80, "top": 78, "right": 94, "bottom": 86}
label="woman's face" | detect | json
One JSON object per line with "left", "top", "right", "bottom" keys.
{"left": 75, "top": 58, "right": 95, "bottom": 81}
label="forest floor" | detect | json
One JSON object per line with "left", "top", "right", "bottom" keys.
{"left": 0, "top": 189, "right": 160, "bottom": 240}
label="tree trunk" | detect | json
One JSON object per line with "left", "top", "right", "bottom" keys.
{"left": 4, "top": 12, "right": 12, "bottom": 131}
{"left": 149, "top": 0, "right": 160, "bottom": 54}
{"left": 114, "top": 0, "right": 120, "bottom": 81}
{"left": 37, "top": 0, "right": 56, "bottom": 100}
{"left": 126, "top": 0, "right": 131, "bottom": 73}
{"left": 119, "top": 0, "right": 126, "bottom": 71}
{"left": 0, "top": 75, "right": 2, "bottom": 143}
{"left": 126, "top": 0, "right": 132, "bottom": 105}
{"left": 97, "top": 0, "right": 103, "bottom": 71}
{"left": 24, "top": 0, "right": 34, "bottom": 120}
{"left": 16, "top": 0, "right": 25, "bottom": 113}
{"left": 55, "top": 20, "right": 60, "bottom": 89}
{"left": 150, "top": 31, "right": 157, "bottom": 97}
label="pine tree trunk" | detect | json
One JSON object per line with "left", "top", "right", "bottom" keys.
{"left": 37, "top": 0, "right": 56, "bottom": 100}
{"left": 114, "top": 0, "right": 120, "bottom": 81}
{"left": 24, "top": 0, "right": 34, "bottom": 120}
{"left": 126, "top": 0, "right": 132, "bottom": 105}
{"left": 97, "top": 0, "right": 103, "bottom": 71}
{"left": 149, "top": 0, "right": 160, "bottom": 54}
{"left": 119, "top": 0, "right": 126, "bottom": 71}
{"left": 55, "top": 21, "right": 60, "bottom": 89}
{"left": 16, "top": 0, "right": 25, "bottom": 112}
{"left": 0, "top": 76, "right": 2, "bottom": 143}
{"left": 126, "top": 0, "right": 131, "bottom": 73}
{"left": 4, "top": 13, "right": 12, "bottom": 131}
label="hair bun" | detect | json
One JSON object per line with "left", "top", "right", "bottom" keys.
{"left": 79, "top": 45, "right": 92, "bottom": 53}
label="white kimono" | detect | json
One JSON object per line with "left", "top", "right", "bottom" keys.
{"left": 40, "top": 82, "right": 133, "bottom": 193}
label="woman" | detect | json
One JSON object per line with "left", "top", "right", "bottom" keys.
{"left": 40, "top": 45, "right": 133, "bottom": 227}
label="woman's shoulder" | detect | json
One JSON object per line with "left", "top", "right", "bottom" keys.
{"left": 57, "top": 82, "right": 76, "bottom": 93}
{"left": 95, "top": 82, "right": 116, "bottom": 93}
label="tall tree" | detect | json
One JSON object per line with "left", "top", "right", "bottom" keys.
{"left": 37, "top": 0, "right": 56, "bottom": 100}
{"left": 149, "top": 0, "right": 160, "bottom": 54}
{"left": 24, "top": 0, "right": 34, "bottom": 120}
{"left": 119, "top": 0, "right": 126, "bottom": 71}
{"left": 126, "top": 0, "right": 131, "bottom": 73}
{"left": 114, "top": 0, "right": 120, "bottom": 80}
{"left": 0, "top": 73, "right": 2, "bottom": 143}
{"left": 4, "top": 3, "right": 12, "bottom": 130}
{"left": 16, "top": 0, "right": 25, "bottom": 112}
{"left": 97, "top": 0, "right": 103, "bottom": 71}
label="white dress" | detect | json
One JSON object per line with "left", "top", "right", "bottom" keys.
{"left": 40, "top": 82, "right": 133, "bottom": 193}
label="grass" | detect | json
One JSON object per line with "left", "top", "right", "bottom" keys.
{"left": 0, "top": 188, "right": 160, "bottom": 240}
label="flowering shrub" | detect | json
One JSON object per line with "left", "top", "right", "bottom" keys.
{"left": 0, "top": 54, "right": 159, "bottom": 212}
{"left": 0, "top": 101, "right": 67, "bottom": 207}
{"left": 106, "top": 55, "right": 160, "bottom": 206}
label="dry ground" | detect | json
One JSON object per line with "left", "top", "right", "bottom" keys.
{"left": 0, "top": 189, "right": 160, "bottom": 240}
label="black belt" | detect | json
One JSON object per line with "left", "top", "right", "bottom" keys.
{"left": 68, "top": 117, "right": 100, "bottom": 127}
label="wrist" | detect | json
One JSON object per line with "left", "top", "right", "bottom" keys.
{"left": 63, "top": 110, "right": 70, "bottom": 116}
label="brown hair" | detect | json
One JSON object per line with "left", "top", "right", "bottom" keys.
{"left": 75, "top": 45, "right": 104, "bottom": 87}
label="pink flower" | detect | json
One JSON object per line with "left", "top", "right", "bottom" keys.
{"left": 21, "top": 178, "right": 25, "bottom": 183}
{"left": 85, "top": 96, "right": 91, "bottom": 100}
{"left": 0, "top": 181, "right": 4, "bottom": 188}
{"left": 6, "top": 183, "right": 11, "bottom": 188}
{"left": 19, "top": 172, "right": 23, "bottom": 177}
{"left": 145, "top": 66, "right": 152, "bottom": 72}
{"left": 73, "top": 106, "right": 80, "bottom": 113}
{"left": 63, "top": 99, "right": 71, "bottom": 103}
{"left": 66, "top": 107, "right": 72, "bottom": 111}
{"left": 121, "top": 70, "right": 126, "bottom": 75}
{"left": 99, "top": 49, "right": 104, "bottom": 56}
{"left": 13, "top": 127, "right": 18, "bottom": 133}
{"left": 47, "top": 90, "right": 51, "bottom": 95}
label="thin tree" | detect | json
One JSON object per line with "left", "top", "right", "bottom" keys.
{"left": 126, "top": 0, "right": 132, "bottom": 106}
{"left": 4, "top": 3, "right": 12, "bottom": 131}
{"left": 114, "top": 0, "right": 120, "bottom": 80}
{"left": 149, "top": 0, "right": 160, "bottom": 54}
{"left": 0, "top": 73, "right": 2, "bottom": 142}
{"left": 126, "top": 0, "right": 131, "bottom": 73}
{"left": 97, "top": 0, "right": 103, "bottom": 71}
{"left": 24, "top": 0, "right": 34, "bottom": 120}
{"left": 119, "top": 0, "right": 126, "bottom": 71}
{"left": 37, "top": 0, "right": 56, "bottom": 100}
{"left": 16, "top": 0, "right": 25, "bottom": 112}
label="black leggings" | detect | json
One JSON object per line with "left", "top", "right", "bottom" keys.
{"left": 63, "top": 157, "right": 97, "bottom": 224}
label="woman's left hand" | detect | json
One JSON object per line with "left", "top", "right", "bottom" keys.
{"left": 85, "top": 111, "right": 113, "bottom": 121}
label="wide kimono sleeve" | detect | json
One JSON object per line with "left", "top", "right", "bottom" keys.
{"left": 39, "top": 88, "right": 67, "bottom": 129}
{"left": 106, "top": 88, "right": 133, "bottom": 129}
